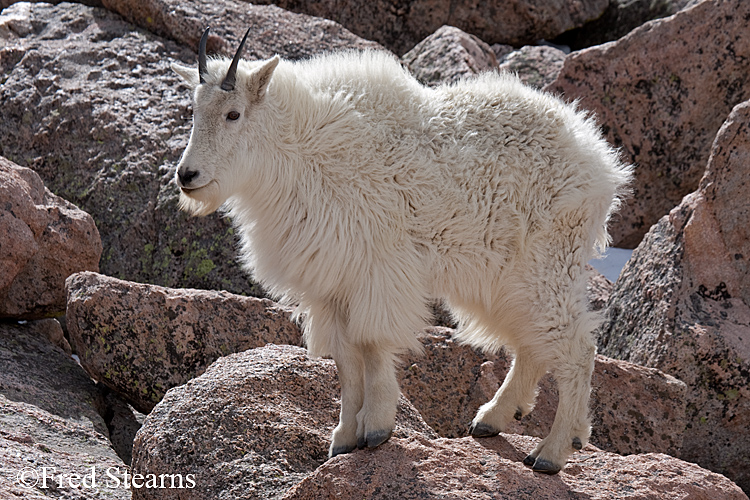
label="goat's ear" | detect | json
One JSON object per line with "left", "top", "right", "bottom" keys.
{"left": 249, "top": 56, "right": 280, "bottom": 100}
{"left": 172, "top": 62, "right": 200, "bottom": 87}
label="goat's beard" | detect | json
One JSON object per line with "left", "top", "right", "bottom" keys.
{"left": 178, "top": 181, "right": 225, "bottom": 216}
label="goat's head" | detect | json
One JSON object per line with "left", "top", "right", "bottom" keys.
{"left": 172, "top": 27, "right": 279, "bottom": 216}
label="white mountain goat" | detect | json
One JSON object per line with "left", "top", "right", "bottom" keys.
{"left": 172, "top": 28, "right": 631, "bottom": 474}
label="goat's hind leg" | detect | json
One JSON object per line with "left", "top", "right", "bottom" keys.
{"left": 523, "top": 316, "right": 596, "bottom": 474}
{"left": 470, "top": 347, "right": 548, "bottom": 437}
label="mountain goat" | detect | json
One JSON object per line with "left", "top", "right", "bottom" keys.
{"left": 172, "top": 28, "right": 631, "bottom": 474}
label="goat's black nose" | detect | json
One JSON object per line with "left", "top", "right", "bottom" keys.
{"left": 178, "top": 169, "right": 199, "bottom": 185}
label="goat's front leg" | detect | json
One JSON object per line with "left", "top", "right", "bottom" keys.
{"left": 330, "top": 342, "right": 365, "bottom": 458}
{"left": 356, "top": 343, "right": 399, "bottom": 449}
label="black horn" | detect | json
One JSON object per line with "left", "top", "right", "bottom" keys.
{"left": 198, "top": 27, "right": 210, "bottom": 84}
{"left": 221, "top": 27, "right": 252, "bottom": 91}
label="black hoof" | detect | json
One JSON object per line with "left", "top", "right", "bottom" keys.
{"left": 514, "top": 408, "right": 523, "bottom": 421}
{"left": 357, "top": 436, "right": 366, "bottom": 449}
{"left": 572, "top": 437, "right": 583, "bottom": 450}
{"left": 330, "top": 444, "right": 355, "bottom": 458}
{"left": 522, "top": 454, "right": 536, "bottom": 467}
{"left": 532, "top": 458, "right": 562, "bottom": 475}
{"left": 364, "top": 429, "right": 392, "bottom": 449}
{"left": 469, "top": 422, "right": 500, "bottom": 438}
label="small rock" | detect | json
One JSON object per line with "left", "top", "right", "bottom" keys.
{"left": 402, "top": 25, "right": 498, "bottom": 86}
{"left": 66, "top": 271, "right": 303, "bottom": 413}
{"left": 589, "top": 356, "right": 686, "bottom": 457}
{"left": 498, "top": 45, "right": 567, "bottom": 89}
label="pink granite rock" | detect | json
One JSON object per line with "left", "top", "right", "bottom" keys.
{"left": 547, "top": 0, "right": 750, "bottom": 248}
{"left": 0, "top": 319, "right": 109, "bottom": 442}
{"left": 66, "top": 271, "right": 303, "bottom": 413}
{"left": 498, "top": 45, "right": 567, "bottom": 89}
{"left": 249, "top": 0, "right": 608, "bottom": 55}
{"left": 403, "top": 29, "right": 567, "bottom": 89}
{"left": 401, "top": 25, "right": 498, "bottom": 86}
{"left": 283, "top": 434, "right": 747, "bottom": 500}
{"left": 0, "top": 157, "right": 101, "bottom": 319}
{"left": 555, "top": 0, "right": 700, "bottom": 50}
{"left": 100, "top": 0, "right": 383, "bottom": 61}
{"left": 131, "top": 344, "right": 436, "bottom": 500}
{"left": 599, "top": 100, "right": 750, "bottom": 492}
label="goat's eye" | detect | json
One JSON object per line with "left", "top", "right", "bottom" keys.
{"left": 227, "top": 111, "right": 240, "bottom": 121}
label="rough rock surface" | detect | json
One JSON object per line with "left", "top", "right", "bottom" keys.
{"left": 0, "top": 319, "right": 130, "bottom": 499}
{"left": 66, "top": 271, "right": 302, "bottom": 413}
{"left": 0, "top": 1, "right": 379, "bottom": 298}
{"left": 0, "top": 396, "right": 131, "bottom": 499}
{"left": 586, "top": 264, "right": 614, "bottom": 311}
{"left": 0, "top": 319, "right": 108, "bottom": 439}
{"left": 555, "top": 0, "right": 701, "bottom": 50}
{"left": 131, "top": 345, "right": 436, "bottom": 500}
{"left": 283, "top": 434, "right": 748, "bottom": 500}
{"left": 1, "top": 0, "right": 103, "bottom": 7}
{"left": 0, "top": 157, "right": 101, "bottom": 319}
{"left": 587, "top": 355, "right": 686, "bottom": 457}
{"left": 100, "top": 0, "right": 383, "bottom": 61}
{"left": 599, "top": 100, "right": 750, "bottom": 492}
{"left": 547, "top": 0, "right": 750, "bottom": 248}
{"left": 399, "top": 327, "right": 687, "bottom": 457}
{"left": 401, "top": 25, "right": 498, "bottom": 87}
{"left": 250, "top": 0, "right": 609, "bottom": 55}
{"left": 497, "top": 45, "right": 567, "bottom": 89}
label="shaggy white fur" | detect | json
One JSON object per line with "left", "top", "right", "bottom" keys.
{"left": 172, "top": 48, "right": 631, "bottom": 473}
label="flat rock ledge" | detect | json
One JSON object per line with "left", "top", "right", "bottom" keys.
{"left": 65, "top": 271, "right": 303, "bottom": 414}
{"left": 284, "top": 434, "right": 747, "bottom": 500}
